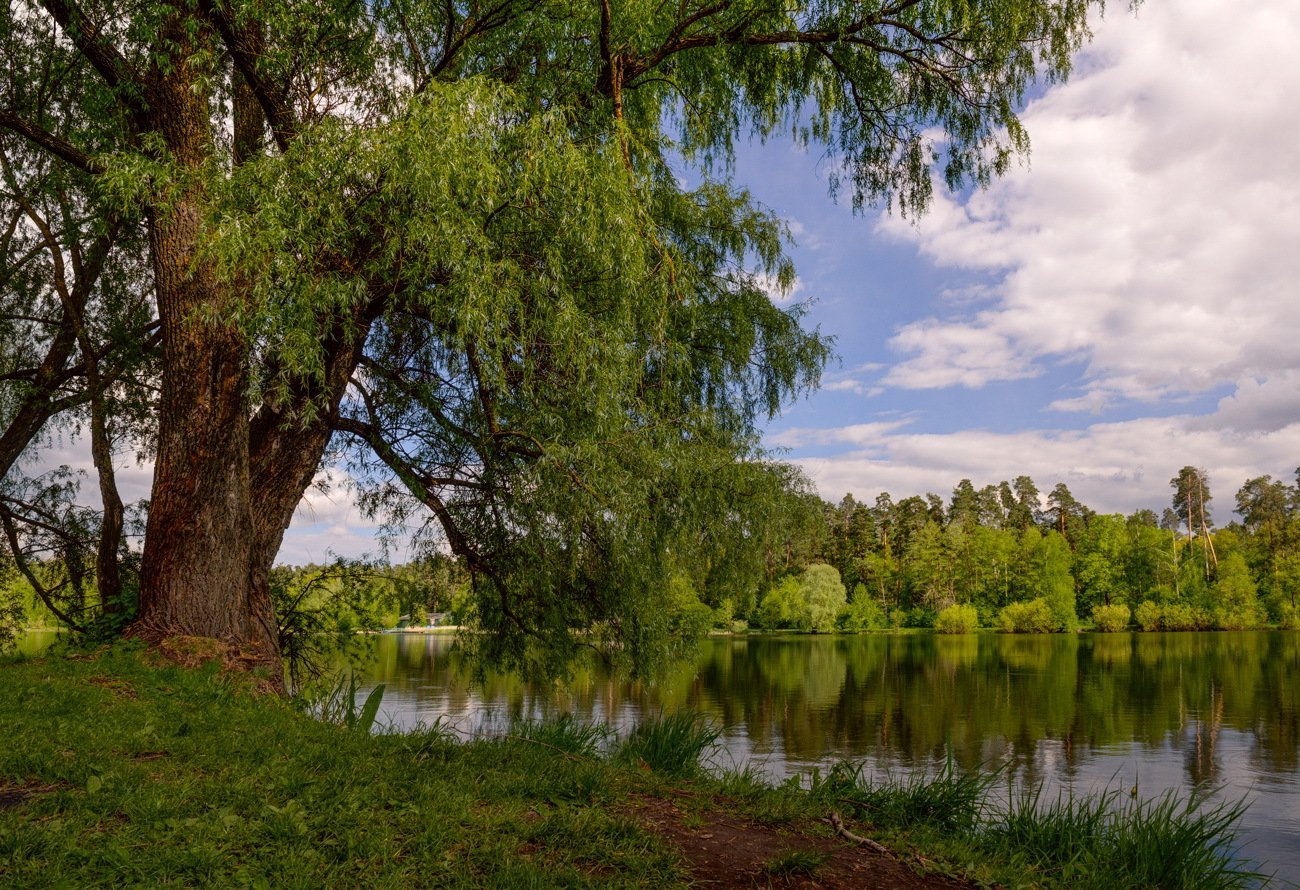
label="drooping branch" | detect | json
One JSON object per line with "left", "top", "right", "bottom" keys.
{"left": 38, "top": 0, "right": 148, "bottom": 126}
{"left": 0, "top": 504, "right": 88, "bottom": 632}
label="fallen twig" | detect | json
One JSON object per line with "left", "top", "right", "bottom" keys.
{"left": 827, "top": 810, "right": 891, "bottom": 855}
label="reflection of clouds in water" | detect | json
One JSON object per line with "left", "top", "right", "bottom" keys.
{"left": 356, "top": 631, "right": 1300, "bottom": 878}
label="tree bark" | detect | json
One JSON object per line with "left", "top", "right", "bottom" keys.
{"left": 132, "top": 22, "right": 279, "bottom": 667}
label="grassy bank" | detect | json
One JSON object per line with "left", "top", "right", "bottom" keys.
{"left": 0, "top": 643, "right": 1268, "bottom": 888}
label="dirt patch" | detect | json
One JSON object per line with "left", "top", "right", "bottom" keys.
{"left": 0, "top": 781, "right": 62, "bottom": 812}
{"left": 630, "top": 796, "right": 977, "bottom": 889}
{"left": 151, "top": 635, "right": 282, "bottom": 693}
{"left": 88, "top": 675, "right": 138, "bottom": 699}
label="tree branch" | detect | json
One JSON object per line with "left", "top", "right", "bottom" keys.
{"left": 0, "top": 110, "right": 103, "bottom": 174}
{"left": 196, "top": 0, "right": 297, "bottom": 153}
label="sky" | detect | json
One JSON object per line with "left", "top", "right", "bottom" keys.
{"left": 29, "top": 0, "right": 1300, "bottom": 565}
{"left": 753, "top": 0, "right": 1300, "bottom": 522}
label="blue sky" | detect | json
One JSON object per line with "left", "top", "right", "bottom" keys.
{"left": 43, "top": 0, "right": 1296, "bottom": 563}
{"left": 739, "top": 0, "right": 1300, "bottom": 522}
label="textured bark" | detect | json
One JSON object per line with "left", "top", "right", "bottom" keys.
{"left": 89, "top": 394, "right": 124, "bottom": 612}
{"left": 133, "top": 21, "right": 278, "bottom": 666}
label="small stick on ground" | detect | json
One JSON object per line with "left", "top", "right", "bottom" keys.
{"left": 827, "top": 810, "right": 891, "bottom": 855}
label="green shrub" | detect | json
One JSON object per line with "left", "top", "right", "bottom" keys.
{"left": 1091, "top": 603, "right": 1131, "bottom": 633}
{"left": 665, "top": 575, "right": 714, "bottom": 640}
{"left": 1213, "top": 606, "right": 1262, "bottom": 631}
{"left": 935, "top": 603, "right": 979, "bottom": 634}
{"left": 1134, "top": 600, "right": 1162, "bottom": 632}
{"left": 1160, "top": 603, "right": 1200, "bottom": 631}
{"left": 1279, "top": 602, "right": 1300, "bottom": 630}
{"left": 838, "top": 588, "right": 888, "bottom": 632}
{"left": 997, "top": 598, "right": 1056, "bottom": 634}
{"left": 755, "top": 576, "right": 805, "bottom": 630}
{"left": 903, "top": 607, "right": 936, "bottom": 629}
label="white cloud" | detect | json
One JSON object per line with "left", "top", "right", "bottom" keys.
{"left": 768, "top": 420, "right": 913, "bottom": 450}
{"left": 10, "top": 435, "right": 386, "bottom": 564}
{"left": 751, "top": 271, "right": 804, "bottom": 305}
{"left": 794, "top": 410, "right": 1299, "bottom": 517}
{"left": 874, "top": 0, "right": 1300, "bottom": 427}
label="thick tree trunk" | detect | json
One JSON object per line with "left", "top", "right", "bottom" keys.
{"left": 135, "top": 195, "right": 278, "bottom": 659}
{"left": 132, "top": 26, "right": 279, "bottom": 667}
{"left": 132, "top": 20, "right": 379, "bottom": 675}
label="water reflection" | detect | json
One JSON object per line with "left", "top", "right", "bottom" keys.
{"left": 357, "top": 631, "right": 1300, "bottom": 880}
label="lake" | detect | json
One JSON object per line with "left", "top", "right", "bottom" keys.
{"left": 356, "top": 630, "right": 1300, "bottom": 883}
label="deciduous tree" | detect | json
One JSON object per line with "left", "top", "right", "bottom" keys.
{"left": 1, "top": 0, "right": 1103, "bottom": 671}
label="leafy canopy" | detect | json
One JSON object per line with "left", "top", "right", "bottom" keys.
{"left": 0, "top": 0, "right": 1104, "bottom": 670}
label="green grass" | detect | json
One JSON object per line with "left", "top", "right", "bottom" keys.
{"left": 0, "top": 643, "right": 1272, "bottom": 888}
{"left": 613, "top": 712, "right": 721, "bottom": 777}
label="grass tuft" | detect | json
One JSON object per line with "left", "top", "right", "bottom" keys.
{"left": 985, "top": 786, "right": 1265, "bottom": 888}
{"left": 811, "top": 760, "right": 989, "bottom": 834}
{"left": 615, "top": 711, "right": 721, "bottom": 777}
{"left": 511, "top": 714, "right": 611, "bottom": 758}
{"left": 761, "top": 848, "right": 829, "bottom": 877}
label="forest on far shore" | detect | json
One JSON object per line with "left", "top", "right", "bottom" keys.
{"left": 754, "top": 465, "right": 1300, "bottom": 635}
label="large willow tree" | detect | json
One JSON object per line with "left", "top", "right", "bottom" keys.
{"left": 0, "top": 0, "right": 1103, "bottom": 671}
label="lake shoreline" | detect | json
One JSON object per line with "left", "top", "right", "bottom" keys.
{"left": 0, "top": 642, "right": 1269, "bottom": 887}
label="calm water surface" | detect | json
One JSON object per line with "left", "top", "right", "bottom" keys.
{"left": 357, "top": 630, "right": 1300, "bottom": 883}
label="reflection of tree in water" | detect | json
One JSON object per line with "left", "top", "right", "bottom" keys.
{"left": 935, "top": 635, "right": 979, "bottom": 672}
{"left": 1252, "top": 634, "right": 1300, "bottom": 775}
{"left": 1185, "top": 682, "right": 1223, "bottom": 787}
{"left": 356, "top": 631, "right": 1300, "bottom": 787}
{"left": 1089, "top": 632, "right": 1132, "bottom": 667}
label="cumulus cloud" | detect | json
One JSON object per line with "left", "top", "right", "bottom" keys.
{"left": 875, "top": 0, "right": 1300, "bottom": 424}
{"left": 769, "top": 420, "right": 913, "bottom": 450}
{"left": 794, "top": 411, "right": 1300, "bottom": 517}
{"left": 750, "top": 270, "right": 805, "bottom": 305}
{"left": 10, "top": 437, "right": 385, "bottom": 564}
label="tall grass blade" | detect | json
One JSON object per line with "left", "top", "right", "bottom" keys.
{"left": 616, "top": 711, "right": 721, "bottom": 777}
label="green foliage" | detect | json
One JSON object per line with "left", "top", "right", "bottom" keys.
{"left": 756, "top": 576, "right": 806, "bottom": 631}
{"left": 998, "top": 598, "right": 1057, "bottom": 634}
{"left": 755, "top": 564, "right": 846, "bottom": 632}
{"left": 298, "top": 672, "right": 387, "bottom": 734}
{"left": 799, "top": 564, "right": 847, "bottom": 633}
{"left": 935, "top": 604, "right": 980, "bottom": 635}
{"left": 615, "top": 712, "right": 721, "bottom": 777}
{"left": 838, "top": 585, "right": 888, "bottom": 633}
{"left": 1132, "top": 602, "right": 1212, "bottom": 632}
{"left": 664, "top": 576, "right": 715, "bottom": 642}
{"left": 271, "top": 560, "right": 404, "bottom": 686}
{"left": 512, "top": 715, "right": 611, "bottom": 759}
{"left": 1211, "top": 553, "right": 1262, "bottom": 630}
{"left": 1135, "top": 600, "right": 1163, "bottom": 632}
{"left": 1279, "top": 603, "right": 1300, "bottom": 630}
{"left": 986, "top": 787, "right": 1262, "bottom": 889}
{"left": 812, "top": 761, "right": 988, "bottom": 835}
{"left": 1091, "top": 603, "right": 1131, "bottom": 633}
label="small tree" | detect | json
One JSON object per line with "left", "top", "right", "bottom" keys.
{"left": 800, "top": 564, "right": 847, "bottom": 633}
{"left": 1090, "top": 603, "right": 1131, "bottom": 633}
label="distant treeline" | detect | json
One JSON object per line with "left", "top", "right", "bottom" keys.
{"left": 11, "top": 467, "right": 1300, "bottom": 650}
{"left": 751, "top": 466, "right": 1300, "bottom": 633}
